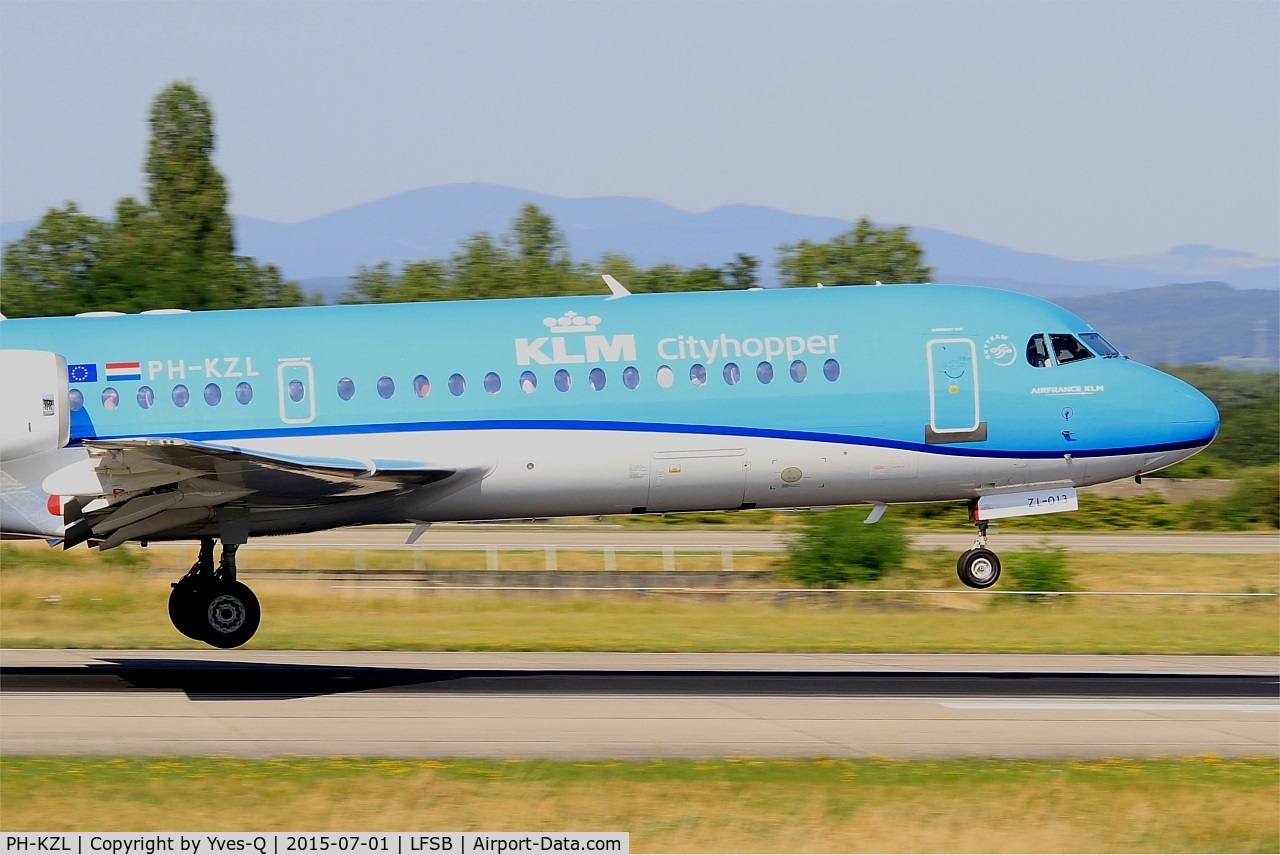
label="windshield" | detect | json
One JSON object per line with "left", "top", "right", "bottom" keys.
{"left": 1049, "top": 333, "right": 1094, "bottom": 365}
{"left": 1080, "top": 332, "right": 1123, "bottom": 358}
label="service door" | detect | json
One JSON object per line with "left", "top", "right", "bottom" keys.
{"left": 648, "top": 449, "right": 748, "bottom": 513}
{"left": 926, "top": 338, "right": 980, "bottom": 434}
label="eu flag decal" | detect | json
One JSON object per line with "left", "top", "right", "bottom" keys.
{"left": 67, "top": 363, "right": 98, "bottom": 383}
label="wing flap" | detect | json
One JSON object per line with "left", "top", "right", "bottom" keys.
{"left": 69, "top": 438, "right": 456, "bottom": 499}
{"left": 46, "top": 437, "right": 455, "bottom": 509}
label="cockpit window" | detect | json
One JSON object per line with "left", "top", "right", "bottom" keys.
{"left": 1026, "top": 334, "right": 1051, "bottom": 368}
{"left": 1080, "top": 332, "right": 1122, "bottom": 358}
{"left": 1049, "top": 333, "right": 1094, "bottom": 365}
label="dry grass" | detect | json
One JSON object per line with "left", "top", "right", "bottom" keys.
{"left": 2, "top": 544, "right": 1276, "bottom": 652}
{"left": 2, "top": 757, "right": 1276, "bottom": 853}
{"left": 1, "top": 574, "right": 1275, "bottom": 652}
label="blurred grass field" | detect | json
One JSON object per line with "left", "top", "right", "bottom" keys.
{"left": 2, "top": 756, "right": 1275, "bottom": 853}
{"left": 2, "top": 543, "right": 1276, "bottom": 851}
{"left": 2, "top": 543, "right": 1275, "bottom": 652}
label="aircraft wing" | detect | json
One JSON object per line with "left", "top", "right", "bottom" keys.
{"left": 43, "top": 437, "right": 459, "bottom": 548}
{"left": 83, "top": 438, "right": 451, "bottom": 495}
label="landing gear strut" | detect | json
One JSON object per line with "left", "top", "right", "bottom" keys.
{"left": 956, "top": 518, "right": 1001, "bottom": 589}
{"left": 168, "top": 537, "right": 261, "bottom": 648}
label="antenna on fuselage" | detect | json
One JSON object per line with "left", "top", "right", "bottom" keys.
{"left": 602, "top": 274, "right": 631, "bottom": 300}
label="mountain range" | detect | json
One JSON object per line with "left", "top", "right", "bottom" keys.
{"left": 2, "top": 183, "right": 1276, "bottom": 367}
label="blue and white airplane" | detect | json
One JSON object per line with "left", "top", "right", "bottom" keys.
{"left": 0, "top": 279, "right": 1218, "bottom": 646}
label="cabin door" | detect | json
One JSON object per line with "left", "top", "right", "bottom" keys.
{"left": 926, "top": 339, "right": 983, "bottom": 438}
{"left": 277, "top": 357, "right": 316, "bottom": 424}
{"left": 648, "top": 449, "right": 748, "bottom": 512}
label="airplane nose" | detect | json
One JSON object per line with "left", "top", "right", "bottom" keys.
{"left": 1167, "top": 376, "right": 1219, "bottom": 449}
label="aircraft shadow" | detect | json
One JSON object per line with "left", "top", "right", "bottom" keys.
{"left": 1, "top": 659, "right": 1273, "bottom": 701}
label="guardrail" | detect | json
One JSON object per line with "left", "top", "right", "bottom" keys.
{"left": 232, "top": 541, "right": 767, "bottom": 573}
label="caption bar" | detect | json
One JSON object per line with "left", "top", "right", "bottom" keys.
{"left": 3, "top": 834, "right": 628, "bottom": 855}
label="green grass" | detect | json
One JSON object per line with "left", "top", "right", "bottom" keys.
{"left": 2, "top": 548, "right": 1276, "bottom": 652}
{"left": 2, "top": 756, "right": 1275, "bottom": 852}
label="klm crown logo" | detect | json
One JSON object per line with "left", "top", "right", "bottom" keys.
{"left": 545, "top": 311, "right": 601, "bottom": 333}
{"left": 516, "top": 310, "right": 636, "bottom": 366}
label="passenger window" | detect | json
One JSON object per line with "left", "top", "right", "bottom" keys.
{"left": 235, "top": 382, "right": 253, "bottom": 405}
{"left": 622, "top": 366, "right": 640, "bottom": 389}
{"left": 484, "top": 372, "right": 502, "bottom": 394}
{"left": 337, "top": 378, "right": 356, "bottom": 401}
{"left": 520, "top": 371, "right": 537, "bottom": 393}
{"left": 448, "top": 374, "right": 466, "bottom": 396}
{"left": 1080, "top": 332, "right": 1122, "bottom": 358}
{"left": 204, "top": 383, "right": 221, "bottom": 406}
{"left": 790, "top": 360, "right": 807, "bottom": 383}
{"left": 723, "top": 363, "right": 741, "bottom": 386}
{"left": 101, "top": 388, "right": 119, "bottom": 410}
{"left": 589, "top": 368, "right": 606, "bottom": 391}
{"left": 413, "top": 375, "right": 430, "bottom": 397}
{"left": 656, "top": 365, "right": 674, "bottom": 388}
{"left": 756, "top": 362, "right": 774, "bottom": 384}
{"left": 69, "top": 389, "right": 84, "bottom": 412}
{"left": 173, "top": 384, "right": 191, "bottom": 407}
{"left": 286, "top": 380, "right": 304, "bottom": 403}
{"left": 823, "top": 359, "right": 840, "bottom": 381}
{"left": 1050, "top": 333, "right": 1094, "bottom": 365}
{"left": 137, "top": 386, "right": 155, "bottom": 409}
{"left": 378, "top": 376, "right": 395, "bottom": 399}
{"left": 1026, "top": 334, "right": 1051, "bottom": 368}
{"left": 554, "top": 369, "right": 571, "bottom": 392}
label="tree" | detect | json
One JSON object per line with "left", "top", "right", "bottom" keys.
{"left": 777, "top": 218, "right": 932, "bottom": 287}
{"left": 339, "top": 261, "right": 400, "bottom": 304}
{"left": 339, "top": 259, "right": 451, "bottom": 304}
{"left": 144, "top": 82, "right": 234, "bottom": 263}
{"left": 1, "top": 81, "right": 306, "bottom": 316}
{"left": 448, "top": 233, "right": 515, "bottom": 300}
{"left": 727, "top": 253, "right": 759, "bottom": 289}
{"left": 131, "top": 81, "right": 244, "bottom": 308}
{"left": 505, "top": 204, "right": 573, "bottom": 297}
{"left": 0, "top": 204, "right": 107, "bottom": 317}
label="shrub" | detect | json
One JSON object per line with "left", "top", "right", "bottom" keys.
{"left": 1215, "top": 465, "right": 1280, "bottom": 530}
{"left": 782, "top": 508, "right": 909, "bottom": 587}
{"left": 1005, "top": 541, "right": 1076, "bottom": 603}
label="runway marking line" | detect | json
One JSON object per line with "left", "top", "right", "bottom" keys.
{"left": 943, "top": 702, "right": 1279, "bottom": 712}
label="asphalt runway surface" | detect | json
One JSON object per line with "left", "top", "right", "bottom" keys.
{"left": 3, "top": 651, "right": 1276, "bottom": 759}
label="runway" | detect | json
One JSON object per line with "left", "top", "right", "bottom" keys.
{"left": 3, "top": 651, "right": 1276, "bottom": 759}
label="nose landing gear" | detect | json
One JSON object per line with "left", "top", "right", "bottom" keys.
{"left": 168, "top": 537, "right": 261, "bottom": 648}
{"left": 956, "top": 519, "right": 1001, "bottom": 589}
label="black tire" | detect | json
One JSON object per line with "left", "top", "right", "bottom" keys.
{"left": 193, "top": 581, "right": 261, "bottom": 648}
{"left": 957, "top": 548, "right": 1001, "bottom": 589}
{"left": 168, "top": 582, "right": 207, "bottom": 641}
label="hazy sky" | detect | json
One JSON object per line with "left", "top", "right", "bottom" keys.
{"left": 2, "top": 0, "right": 1277, "bottom": 261}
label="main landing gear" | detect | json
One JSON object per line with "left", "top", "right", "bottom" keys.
{"left": 956, "top": 519, "right": 1001, "bottom": 589}
{"left": 168, "top": 537, "right": 261, "bottom": 648}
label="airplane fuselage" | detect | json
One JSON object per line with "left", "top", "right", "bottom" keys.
{"left": 0, "top": 283, "right": 1218, "bottom": 542}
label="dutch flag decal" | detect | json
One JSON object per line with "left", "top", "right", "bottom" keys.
{"left": 104, "top": 361, "right": 142, "bottom": 381}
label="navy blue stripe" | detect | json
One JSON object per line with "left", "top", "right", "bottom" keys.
{"left": 73, "top": 418, "right": 1213, "bottom": 461}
